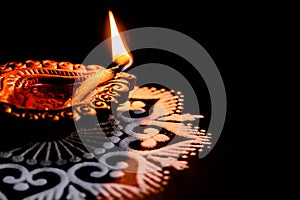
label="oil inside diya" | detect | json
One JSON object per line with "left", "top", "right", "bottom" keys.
{"left": 0, "top": 60, "right": 136, "bottom": 146}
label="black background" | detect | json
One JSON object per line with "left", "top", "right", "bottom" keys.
{"left": 0, "top": 1, "right": 249, "bottom": 199}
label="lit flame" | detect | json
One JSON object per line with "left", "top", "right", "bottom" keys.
{"left": 109, "top": 11, "right": 133, "bottom": 71}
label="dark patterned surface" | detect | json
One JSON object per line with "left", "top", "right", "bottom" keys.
{"left": 0, "top": 81, "right": 210, "bottom": 199}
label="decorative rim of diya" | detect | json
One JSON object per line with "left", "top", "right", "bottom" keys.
{"left": 0, "top": 60, "right": 136, "bottom": 122}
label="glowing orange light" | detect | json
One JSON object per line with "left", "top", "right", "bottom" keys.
{"left": 109, "top": 11, "right": 133, "bottom": 71}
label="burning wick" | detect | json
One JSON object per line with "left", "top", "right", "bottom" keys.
{"left": 64, "top": 11, "right": 133, "bottom": 107}
{"left": 107, "top": 55, "right": 133, "bottom": 72}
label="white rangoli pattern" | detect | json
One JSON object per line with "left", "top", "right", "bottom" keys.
{"left": 0, "top": 86, "right": 211, "bottom": 200}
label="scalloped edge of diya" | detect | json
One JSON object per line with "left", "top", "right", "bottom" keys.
{"left": 0, "top": 60, "right": 136, "bottom": 140}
